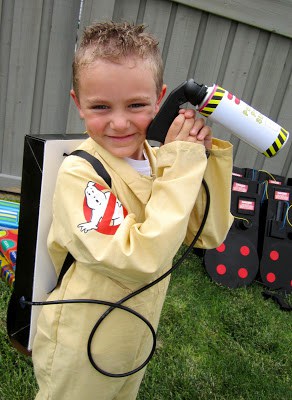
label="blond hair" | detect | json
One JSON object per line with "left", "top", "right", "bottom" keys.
{"left": 72, "top": 21, "right": 164, "bottom": 98}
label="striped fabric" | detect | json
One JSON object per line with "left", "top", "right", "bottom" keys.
{"left": 0, "top": 200, "right": 20, "bottom": 229}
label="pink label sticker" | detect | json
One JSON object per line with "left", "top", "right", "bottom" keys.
{"left": 274, "top": 191, "right": 290, "bottom": 201}
{"left": 232, "top": 182, "right": 248, "bottom": 192}
{"left": 238, "top": 199, "right": 255, "bottom": 211}
{"left": 269, "top": 180, "right": 282, "bottom": 185}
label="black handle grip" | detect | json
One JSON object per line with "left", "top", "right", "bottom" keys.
{"left": 146, "top": 79, "right": 207, "bottom": 143}
{"left": 146, "top": 81, "right": 188, "bottom": 143}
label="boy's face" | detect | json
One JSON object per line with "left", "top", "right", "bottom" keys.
{"left": 71, "top": 57, "right": 166, "bottom": 160}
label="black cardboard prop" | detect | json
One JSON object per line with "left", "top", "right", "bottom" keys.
{"left": 204, "top": 171, "right": 261, "bottom": 288}
{"left": 7, "top": 134, "right": 86, "bottom": 354}
{"left": 204, "top": 167, "right": 292, "bottom": 292}
{"left": 260, "top": 193, "right": 292, "bottom": 291}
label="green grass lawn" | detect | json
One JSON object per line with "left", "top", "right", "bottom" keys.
{"left": 1, "top": 247, "right": 291, "bottom": 400}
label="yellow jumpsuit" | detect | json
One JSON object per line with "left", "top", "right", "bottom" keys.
{"left": 32, "top": 137, "right": 233, "bottom": 400}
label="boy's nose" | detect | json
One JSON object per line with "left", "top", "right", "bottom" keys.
{"left": 109, "top": 113, "right": 130, "bottom": 131}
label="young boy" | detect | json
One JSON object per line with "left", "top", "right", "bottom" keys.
{"left": 32, "top": 21, "right": 233, "bottom": 400}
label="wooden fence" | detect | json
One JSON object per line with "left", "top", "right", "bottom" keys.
{"left": 1, "top": 0, "right": 292, "bottom": 191}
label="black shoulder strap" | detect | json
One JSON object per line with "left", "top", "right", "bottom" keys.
{"left": 70, "top": 149, "right": 112, "bottom": 187}
{"left": 52, "top": 252, "right": 75, "bottom": 292}
{"left": 50, "top": 150, "right": 111, "bottom": 292}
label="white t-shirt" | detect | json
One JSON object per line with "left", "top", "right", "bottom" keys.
{"left": 124, "top": 151, "right": 151, "bottom": 176}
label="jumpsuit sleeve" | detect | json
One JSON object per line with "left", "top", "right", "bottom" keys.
{"left": 48, "top": 141, "right": 208, "bottom": 285}
{"left": 184, "top": 138, "right": 234, "bottom": 249}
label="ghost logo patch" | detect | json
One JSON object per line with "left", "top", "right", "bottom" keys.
{"left": 78, "top": 181, "right": 128, "bottom": 234}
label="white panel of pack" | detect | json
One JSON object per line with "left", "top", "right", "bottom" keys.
{"left": 1, "top": 1, "right": 43, "bottom": 178}
{"left": 163, "top": 4, "right": 203, "bottom": 92}
{"left": 235, "top": 34, "right": 291, "bottom": 171}
{"left": 174, "top": 0, "right": 292, "bottom": 39}
{"left": 40, "top": 0, "right": 81, "bottom": 134}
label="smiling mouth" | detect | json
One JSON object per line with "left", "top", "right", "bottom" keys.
{"left": 108, "top": 133, "right": 136, "bottom": 141}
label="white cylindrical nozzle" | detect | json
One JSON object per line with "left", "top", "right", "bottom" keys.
{"left": 197, "top": 85, "right": 289, "bottom": 157}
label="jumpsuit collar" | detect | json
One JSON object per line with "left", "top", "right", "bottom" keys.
{"left": 85, "top": 138, "right": 157, "bottom": 205}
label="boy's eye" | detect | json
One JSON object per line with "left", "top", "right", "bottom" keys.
{"left": 92, "top": 105, "right": 109, "bottom": 110}
{"left": 129, "top": 103, "right": 146, "bottom": 109}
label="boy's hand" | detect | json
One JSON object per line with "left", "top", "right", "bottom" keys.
{"left": 164, "top": 109, "right": 212, "bottom": 150}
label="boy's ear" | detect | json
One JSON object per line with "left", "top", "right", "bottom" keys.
{"left": 70, "top": 89, "right": 84, "bottom": 119}
{"left": 155, "top": 84, "right": 167, "bottom": 112}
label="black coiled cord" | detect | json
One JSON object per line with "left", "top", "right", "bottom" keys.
{"left": 20, "top": 178, "right": 210, "bottom": 378}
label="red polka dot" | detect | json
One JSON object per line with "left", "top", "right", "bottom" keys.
{"left": 240, "top": 246, "right": 250, "bottom": 256}
{"left": 238, "top": 268, "right": 248, "bottom": 279}
{"left": 270, "top": 251, "right": 279, "bottom": 261}
{"left": 266, "top": 273, "right": 276, "bottom": 283}
{"left": 216, "top": 243, "right": 226, "bottom": 253}
{"left": 216, "top": 264, "right": 226, "bottom": 275}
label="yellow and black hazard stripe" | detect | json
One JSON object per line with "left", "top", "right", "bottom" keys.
{"left": 199, "top": 86, "right": 225, "bottom": 117}
{"left": 262, "top": 127, "right": 289, "bottom": 157}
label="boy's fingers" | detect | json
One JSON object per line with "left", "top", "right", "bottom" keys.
{"left": 176, "top": 118, "right": 196, "bottom": 140}
{"left": 204, "top": 131, "right": 213, "bottom": 150}
{"left": 191, "top": 125, "right": 213, "bottom": 149}
{"left": 165, "top": 115, "right": 196, "bottom": 143}
{"left": 197, "top": 126, "right": 212, "bottom": 142}
{"left": 189, "top": 118, "right": 205, "bottom": 136}
{"left": 184, "top": 109, "right": 196, "bottom": 119}
{"left": 165, "top": 112, "right": 212, "bottom": 147}
{"left": 179, "top": 109, "right": 196, "bottom": 119}
{"left": 165, "top": 114, "right": 185, "bottom": 143}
